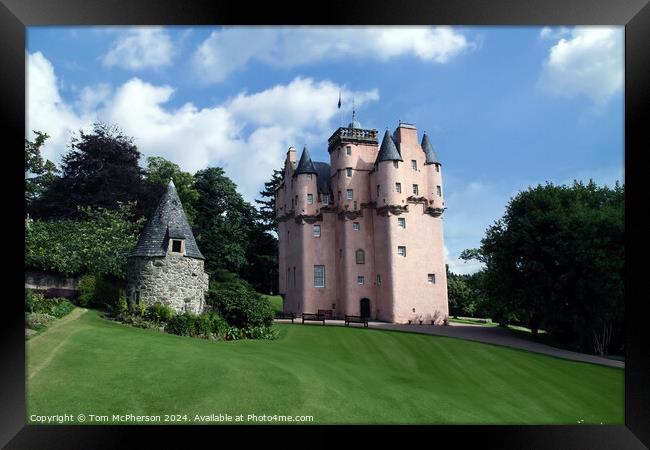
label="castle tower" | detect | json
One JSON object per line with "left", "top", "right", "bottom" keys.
{"left": 375, "top": 123, "right": 449, "bottom": 323}
{"left": 328, "top": 118, "right": 379, "bottom": 319}
{"left": 275, "top": 118, "right": 448, "bottom": 324}
{"left": 126, "top": 180, "right": 209, "bottom": 314}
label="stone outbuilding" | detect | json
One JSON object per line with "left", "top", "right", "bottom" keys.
{"left": 126, "top": 180, "right": 209, "bottom": 314}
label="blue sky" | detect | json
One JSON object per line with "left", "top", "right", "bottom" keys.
{"left": 26, "top": 26, "right": 624, "bottom": 274}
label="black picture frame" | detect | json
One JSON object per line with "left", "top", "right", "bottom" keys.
{"left": 2, "top": 0, "right": 648, "bottom": 448}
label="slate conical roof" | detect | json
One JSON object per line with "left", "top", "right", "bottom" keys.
{"left": 376, "top": 130, "right": 402, "bottom": 163}
{"left": 129, "top": 180, "right": 205, "bottom": 260}
{"left": 421, "top": 133, "right": 440, "bottom": 165}
{"left": 294, "top": 146, "right": 318, "bottom": 175}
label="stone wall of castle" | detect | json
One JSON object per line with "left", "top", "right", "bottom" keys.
{"left": 126, "top": 255, "right": 209, "bottom": 314}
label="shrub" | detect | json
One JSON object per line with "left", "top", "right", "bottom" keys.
{"left": 206, "top": 281, "right": 274, "bottom": 328}
{"left": 25, "top": 313, "right": 56, "bottom": 330}
{"left": 145, "top": 302, "right": 175, "bottom": 324}
{"left": 113, "top": 296, "right": 129, "bottom": 316}
{"left": 131, "top": 302, "right": 148, "bottom": 318}
{"left": 25, "top": 290, "right": 74, "bottom": 318}
{"left": 25, "top": 289, "right": 42, "bottom": 313}
{"left": 165, "top": 312, "right": 197, "bottom": 337}
{"left": 48, "top": 298, "right": 75, "bottom": 318}
{"left": 77, "top": 274, "right": 97, "bottom": 307}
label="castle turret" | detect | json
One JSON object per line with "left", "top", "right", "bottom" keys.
{"left": 422, "top": 133, "right": 445, "bottom": 214}
{"left": 293, "top": 146, "right": 319, "bottom": 216}
{"left": 126, "top": 180, "right": 209, "bottom": 314}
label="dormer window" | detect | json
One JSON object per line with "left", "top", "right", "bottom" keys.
{"left": 170, "top": 239, "right": 185, "bottom": 254}
{"left": 307, "top": 174, "right": 312, "bottom": 180}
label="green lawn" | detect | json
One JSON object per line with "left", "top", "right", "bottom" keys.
{"left": 261, "top": 294, "right": 283, "bottom": 313}
{"left": 26, "top": 308, "right": 623, "bottom": 425}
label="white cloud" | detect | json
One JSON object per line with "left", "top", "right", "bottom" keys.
{"left": 193, "top": 26, "right": 473, "bottom": 83}
{"left": 539, "top": 27, "right": 623, "bottom": 105}
{"left": 539, "top": 26, "right": 570, "bottom": 40}
{"left": 26, "top": 51, "right": 91, "bottom": 162}
{"left": 102, "top": 27, "right": 175, "bottom": 70}
{"left": 27, "top": 52, "right": 379, "bottom": 203}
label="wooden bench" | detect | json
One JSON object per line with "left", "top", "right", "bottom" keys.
{"left": 318, "top": 309, "right": 334, "bottom": 320}
{"left": 302, "top": 313, "right": 326, "bottom": 325}
{"left": 345, "top": 315, "right": 368, "bottom": 328}
{"left": 275, "top": 312, "right": 296, "bottom": 323}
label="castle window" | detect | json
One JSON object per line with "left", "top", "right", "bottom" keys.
{"left": 295, "top": 195, "right": 298, "bottom": 205}
{"left": 357, "top": 276, "right": 365, "bottom": 285}
{"left": 339, "top": 248, "right": 343, "bottom": 258}
{"left": 332, "top": 303, "right": 336, "bottom": 310}
{"left": 376, "top": 274, "right": 381, "bottom": 286}
{"left": 306, "top": 174, "right": 312, "bottom": 180}
{"left": 412, "top": 184, "right": 419, "bottom": 195}
{"left": 436, "top": 185, "right": 442, "bottom": 196}
{"left": 313, "top": 225, "right": 321, "bottom": 237}
{"left": 376, "top": 185, "right": 380, "bottom": 196}
{"left": 353, "top": 201, "right": 357, "bottom": 210}
{"left": 322, "top": 193, "right": 329, "bottom": 204}
{"left": 435, "top": 164, "right": 440, "bottom": 173}
{"left": 411, "top": 160, "right": 417, "bottom": 170}
{"left": 428, "top": 273, "right": 436, "bottom": 284}
{"left": 352, "top": 222, "right": 360, "bottom": 231}
{"left": 346, "top": 146, "right": 352, "bottom": 155}
{"left": 398, "top": 246, "right": 407, "bottom": 257}
{"left": 338, "top": 191, "right": 341, "bottom": 201}
{"left": 393, "top": 161, "right": 399, "bottom": 169}
{"left": 395, "top": 183, "right": 402, "bottom": 193}
{"left": 314, "top": 265, "right": 325, "bottom": 288}
{"left": 171, "top": 239, "right": 183, "bottom": 253}
{"left": 307, "top": 194, "right": 313, "bottom": 204}
{"left": 347, "top": 189, "right": 353, "bottom": 200}
{"left": 346, "top": 168, "right": 352, "bottom": 177}
{"left": 356, "top": 249, "right": 365, "bottom": 264}
{"left": 398, "top": 217, "right": 406, "bottom": 229}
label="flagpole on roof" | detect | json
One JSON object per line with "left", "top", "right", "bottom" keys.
{"left": 338, "top": 90, "right": 342, "bottom": 128}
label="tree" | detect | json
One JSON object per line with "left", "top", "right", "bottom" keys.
{"left": 25, "top": 131, "right": 59, "bottom": 210}
{"left": 446, "top": 265, "right": 476, "bottom": 318}
{"left": 193, "top": 167, "right": 254, "bottom": 276}
{"left": 255, "top": 168, "right": 283, "bottom": 233}
{"left": 29, "top": 122, "right": 160, "bottom": 220}
{"left": 146, "top": 156, "right": 199, "bottom": 225}
{"left": 463, "top": 180, "right": 624, "bottom": 355}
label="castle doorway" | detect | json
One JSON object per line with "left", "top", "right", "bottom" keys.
{"left": 360, "top": 298, "right": 371, "bottom": 319}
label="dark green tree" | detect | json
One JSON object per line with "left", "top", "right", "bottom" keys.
{"left": 255, "top": 168, "right": 283, "bottom": 233}
{"left": 193, "top": 167, "right": 254, "bottom": 276}
{"left": 462, "top": 180, "right": 624, "bottom": 355}
{"left": 25, "top": 131, "right": 59, "bottom": 210}
{"left": 29, "top": 122, "right": 160, "bottom": 220}
{"left": 146, "top": 156, "right": 199, "bottom": 225}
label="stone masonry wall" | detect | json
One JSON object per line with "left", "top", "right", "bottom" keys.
{"left": 126, "top": 255, "right": 209, "bottom": 314}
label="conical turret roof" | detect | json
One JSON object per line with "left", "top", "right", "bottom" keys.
{"left": 129, "top": 180, "right": 204, "bottom": 259}
{"left": 421, "top": 133, "right": 440, "bottom": 165}
{"left": 376, "top": 130, "right": 402, "bottom": 163}
{"left": 294, "top": 146, "right": 318, "bottom": 175}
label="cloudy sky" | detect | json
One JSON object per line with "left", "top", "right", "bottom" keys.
{"left": 26, "top": 26, "right": 624, "bottom": 274}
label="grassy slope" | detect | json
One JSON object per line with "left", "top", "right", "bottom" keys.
{"left": 26, "top": 308, "right": 623, "bottom": 425}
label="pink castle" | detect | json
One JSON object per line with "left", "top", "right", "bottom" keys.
{"left": 275, "top": 118, "right": 449, "bottom": 324}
